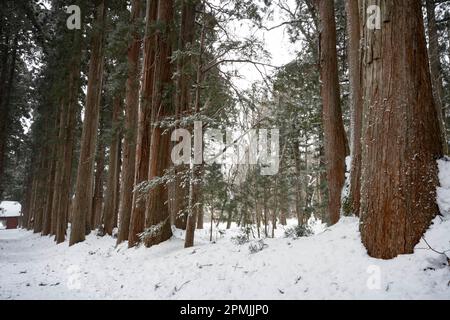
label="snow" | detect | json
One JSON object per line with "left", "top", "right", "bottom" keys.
{"left": 437, "top": 158, "right": 450, "bottom": 216}
{"left": 0, "top": 201, "right": 21, "bottom": 218}
{"left": 0, "top": 161, "right": 449, "bottom": 300}
{"left": 0, "top": 215, "right": 448, "bottom": 299}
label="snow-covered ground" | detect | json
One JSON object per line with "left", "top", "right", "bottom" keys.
{"left": 0, "top": 216, "right": 448, "bottom": 299}
{"left": 0, "top": 160, "right": 449, "bottom": 300}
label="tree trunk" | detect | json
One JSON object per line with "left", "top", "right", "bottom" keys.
{"left": 42, "top": 127, "right": 58, "bottom": 236}
{"left": 50, "top": 100, "right": 66, "bottom": 236}
{"left": 116, "top": 0, "right": 142, "bottom": 244}
{"left": 33, "top": 155, "right": 47, "bottom": 234}
{"left": 226, "top": 207, "right": 233, "bottom": 229}
{"left": 292, "top": 136, "right": 303, "bottom": 225}
{"left": 425, "top": 0, "right": 448, "bottom": 153}
{"left": 143, "top": 0, "right": 174, "bottom": 247}
{"left": 103, "top": 94, "right": 123, "bottom": 235}
{"left": 174, "top": 0, "right": 198, "bottom": 231}
{"left": 184, "top": 3, "right": 204, "bottom": 248}
{"left": 91, "top": 118, "right": 106, "bottom": 230}
{"left": 359, "top": 0, "right": 443, "bottom": 259}
{"left": 53, "top": 20, "right": 83, "bottom": 243}
{"left": 315, "top": 0, "right": 347, "bottom": 225}
{"left": 345, "top": 0, "right": 363, "bottom": 217}
{"left": 69, "top": 0, "right": 106, "bottom": 246}
{"left": 128, "top": 0, "right": 158, "bottom": 248}
{"left": 0, "top": 35, "right": 17, "bottom": 199}
{"left": 196, "top": 204, "right": 204, "bottom": 229}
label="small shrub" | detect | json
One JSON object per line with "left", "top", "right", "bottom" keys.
{"left": 248, "top": 239, "right": 268, "bottom": 254}
{"left": 231, "top": 226, "right": 252, "bottom": 245}
{"left": 284, "top": 224, "right": 313, "bottom": 238}
{"left": 231, "top": 233, "right": 249, "bottom": 245}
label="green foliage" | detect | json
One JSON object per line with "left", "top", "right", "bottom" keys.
{"left": 284, "top": 224, "right": 313, "bottom": 239}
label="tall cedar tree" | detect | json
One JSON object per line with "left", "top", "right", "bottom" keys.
{"left": 128, "top": 0, "right": 158, "bottom": 247}
{"left": 315, "top": 0, "right": 347, "bottom": 225}
{"left": 359, "top": 0, "right": 443, "bottom": 259}
{"left": 345, "top": 0, "right": 362, "bottom": 216}
{"left": 173, "top": 0, "right": 199, "bottom": 230}
{"left": 185, "top": 3, "right": 204, "bottom": 248}
{"left": 117, "top": 0, "right": 142, "bottom": 244}
{"left": 70, "top": 0, "right": 106, "bottom": 246}
{"left": 143, "top": 0, "right": 174, "bottom": 247}
{"left": 102, "top": 94, "right": 123, "bottom": 235}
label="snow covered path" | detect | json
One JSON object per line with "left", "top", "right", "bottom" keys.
{"left": 0, "top": 216, "right": 449, "bottom": 300}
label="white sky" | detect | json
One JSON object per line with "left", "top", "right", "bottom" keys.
{"left": 223, "top": 1, "right": 298, "bottom": 89}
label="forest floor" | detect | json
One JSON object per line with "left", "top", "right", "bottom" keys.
{"left": 0, "top": 216, "right": 449, "bottom": 299}
{"left": 0, "top": 159, "right": 449, "bottom": 300}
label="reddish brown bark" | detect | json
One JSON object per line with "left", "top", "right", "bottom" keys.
{"left": 128, "top": 0, "right": 158, "bottom": 247}
{"left": 316, "top": 0, "right": 347, "bottom": 225}
{"left": 143, "top": 0, "right": 175, "bottom": 247}
{"left": 117, "top": 0, "right": 142, "bottom": 244}
{"left": 359, "top": 0, "right": 443, "bottom": 259}
{"left": 103, "top": 94, "right": 123, "bottom": 236}
{"left": 91, "top": 121, "right": 105, "bottom": 230}
{"left": 345, "top": 0, "right": 362, "bottom": 217}
{"left": 70, "top": 0, "right": 106, "bottom": 246}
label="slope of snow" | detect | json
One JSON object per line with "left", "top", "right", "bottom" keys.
{"left": 1, "top": 160, "right": 449, "bottom": 300}
{"left": 437, "top": 158, "right": 450, "bottom": 216}
{"left": 0, "top": 215, "right": 448, "bottom": 300}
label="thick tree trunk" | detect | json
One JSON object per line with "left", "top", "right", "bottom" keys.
{"left": 425, "top": 0, "right": 448, "bottom": 153}
{"left": 117, "top": 0, "right": 142, "bottom": 244}
{"left": 56, "top": 59, "right": 80, "bottom": 244}
{"left": 54, "top": 22, "right": 83, "bottom": 243}
{"left": 128, "top": 0, "right": 158, "bottom": 248}
{"left": 103, "top": 94, "right": 123, "bottom": 236}
{"left": 345, "top": 0, "right": 362, "bottom": 217}
{"left": 0, "top": 35, "right": 17, "bottom": 199}
{"left": 359, "top": 0, "right": 443, "bottom": 259}
{"left": 50, "top": 101, "right": 66, "bottom": 236}
{"left": 32, "top": 158, "right": 45, "bottom": 233}
{"left": 42, "top": 130, "right": 58, "bottom": 236}
{"left": 316, "top": 0, "right": 347, "bottom": 225}
{"left": 70, "top": 0, "right": 106, "bottom": 246}
{"left": 142, "top": 0, "right": 175, "bottom": 247}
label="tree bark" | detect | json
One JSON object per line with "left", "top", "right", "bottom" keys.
{"left": 103, "top": 94, "right": 123, "bottom": 236}
{"left": 315, "top": 0, "right": 347, "bottom": 225}
{"left": 70, "top": 0, "right": 106, "bottom": 246}
{"left": 143, "top": 0, "right": 175, "bottom": 247}
{"left": 117, "top": 0, "right": 142, "bottom": 244}
{"left": 91, "top": 117, "right": 106, "bottom": 230}
{"left": 0, "top": 35, "right": 17, "bottom": 199}
{"left": 359, "top": 0, "right": 443, "bottom": 259}
{"left": 184, "top": 3, "right": 204, "bottom": 248}
{"left": 345, "top": 0, "right": 363, "bottom": 217}
{"left": 128, "top": 0, "right": 158, "bottom": 248}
